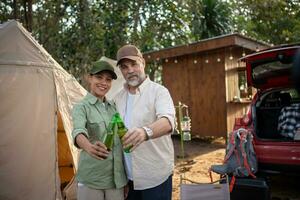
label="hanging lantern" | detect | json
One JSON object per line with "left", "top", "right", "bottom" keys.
{"left": 175, "top": 102, "right": 192, "bottom": 141}
{"left": 181, "top": 107, "right": 192, "bottom": 141}
{"left": 183, "top": 131, "right": 191, "bottom": 141}
{"left": 175, "top": 102, "right": 192, "bottom": 159}
{"left": 181, "top": 116, "right": 191, "bottom": 132}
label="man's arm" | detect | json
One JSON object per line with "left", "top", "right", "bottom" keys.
{"left": 122, "top": 117, "right": 172, "bottom": 151}
{"left": 148, "top": 117, "right": 172, "bottom": 138}
{"left": 122, "top": 86, "right": 175, "bottom": 151}
{"left": 122, "top": 87, "right": 175, "bottom": 150}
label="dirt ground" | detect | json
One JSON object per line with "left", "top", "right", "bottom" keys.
{"left": 172, "top": 136, "right": 300, "bottom": 200}
{"left": 172, "top": 136, "right": 226, "bottom": 200}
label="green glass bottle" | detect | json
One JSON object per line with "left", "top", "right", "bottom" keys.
{"left": 102, "top": 122, "right": 114, "bottom": 151}
{"left": 113, "top": 113, "right": 132, "bottom": 153}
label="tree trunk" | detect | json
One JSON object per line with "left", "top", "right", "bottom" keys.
{"left": 23, "top": 0, "right": 28, "bottom": 30}
{"left": 27, "top": 0, "right": 32, "bottom": 31}
{"left": 13, "top": 0, "right": 18, "bottom": 19}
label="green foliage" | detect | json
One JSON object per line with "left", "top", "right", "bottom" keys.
{"left": 1, "top": 0, "right": 300, "bottom": 82}
{"left": 230, "top": 0, "right": 300, "bottom": 44}
{"left": 188, "top": 0, "right": 233, "bottom": 40}
{"left": 127, "top": 1, "right": 190, "bottom": 51}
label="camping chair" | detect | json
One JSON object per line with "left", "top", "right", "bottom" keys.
{"left": 180, "top": 175, "right": 230, "bottom": 200}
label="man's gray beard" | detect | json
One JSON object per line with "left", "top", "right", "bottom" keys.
{"left": 127, "top": 74, "right": 146, "bottom": 87}
{"left": 127, "top": 79, "right": 140, "bottom": 87}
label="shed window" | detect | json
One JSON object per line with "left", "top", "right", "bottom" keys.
{"left": 238, "top": 70, "right": 251, "bottom": 99}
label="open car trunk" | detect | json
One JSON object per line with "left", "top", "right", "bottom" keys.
{"left": 237, "top": 44, "right": 300, "bottom": 173}
{"left": 241, "top": 44, "right": 300, "bottom": 140}
{"left": 252, "top": 87, "right": 300, "bottom": 173}
{"left": 254, "top": 88, "right": 300, "bottom": 140}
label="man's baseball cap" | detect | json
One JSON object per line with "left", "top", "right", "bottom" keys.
{"left": 90, "top": 60, "right": 117, "bottom": 79}
{"left": 116, "top": 44, "right": 143, "bottom": 65}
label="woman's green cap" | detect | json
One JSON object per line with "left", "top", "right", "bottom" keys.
{"left": 90, "top": 60, "right": 117, "bottom": 79}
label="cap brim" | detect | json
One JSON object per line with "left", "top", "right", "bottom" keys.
{"left": 91, "top": 70, "right": 117, "bottom": 80}
{"left": 107, "top": 70, "right": 118, "bottom": 80}
{"left": 117, "top": 56, "right": 141, "bottom": 65}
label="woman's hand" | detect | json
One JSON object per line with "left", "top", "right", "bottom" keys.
{"left": 75, "top": 134, "right": 109, "bottom": 159}
{"left": 86, "top": 141, "right": 109, "bottom": 160}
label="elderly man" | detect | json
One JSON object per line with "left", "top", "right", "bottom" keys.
{"left": 114, "top": 44, "right": 175, "bottom": 200}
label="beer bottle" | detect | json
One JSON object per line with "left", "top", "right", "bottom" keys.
{"left": 102, "top": 122, "right": 114, "bottom": 151}
{"left": 112, "top": 113, "right": 132, "bottom": 153}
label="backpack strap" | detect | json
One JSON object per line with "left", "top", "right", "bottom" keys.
{"left": 239, "top": 130, "right": 256, "bottom": 178}
{"left": 224, "top": 131, "right": 237, "bottom": 163}
{"left": 209, "top": 167, "right": 213, "bottom": 182}
{"left": 229, "top": 176, "right": 236, "bottom": 192}
{"left": 229, "top": 129, "right": 246, "bottom": 192}
{"left": 234, "top": 148, "right": 241, "bottom": 166}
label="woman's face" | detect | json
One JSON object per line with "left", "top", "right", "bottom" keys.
{"left": 89, "top": 71, "right": 113, "bottom": 99}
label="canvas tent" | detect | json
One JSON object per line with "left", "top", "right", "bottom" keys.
{"left": 0, "top": 20, "right": 125, "bottom": 200}
{"left": 104, "top": 57, "right": 125, "bottom": 98}
{"left": 0, "top": 20, "right": 80, "bottom": 200}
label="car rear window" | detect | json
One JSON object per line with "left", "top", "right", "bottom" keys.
{"left": 251, "top": 53, "right": 294, "bottom": 83}
{"left": 253, "top": 61, "right": 292, "bottom": 81}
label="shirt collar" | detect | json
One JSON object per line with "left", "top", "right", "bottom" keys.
{"left": 123, "top": 76, "right": 151, "bottom": 95}
{"left": 86, "top": 93, "right": 113, "bottom": 105}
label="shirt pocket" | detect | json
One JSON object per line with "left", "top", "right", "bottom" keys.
{"left": 86, "top": 119, "right": 107, "bottom": 142}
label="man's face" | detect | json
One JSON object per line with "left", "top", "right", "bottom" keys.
{"left": 119, "top": 58, "right": 146, "bottom": 87}
{"left": 89, "top": 71, "right": 113, "bottom": 99}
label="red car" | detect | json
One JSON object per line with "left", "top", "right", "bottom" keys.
{"left": 234, "top": 44, "right": 300, "bottom": 174}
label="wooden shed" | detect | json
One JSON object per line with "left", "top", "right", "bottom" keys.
{"left": 143, "top": 33, "right": 270, "bottom": 137}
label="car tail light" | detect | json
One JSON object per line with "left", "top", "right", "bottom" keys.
{"left": 234, "top": 107, "right": 252, "bottom": 130}
{"left": 242, "top": 114, "right": 251, "bottom": 125}
{"left": 234, "top": 115, "right": 249, "bottom": 128}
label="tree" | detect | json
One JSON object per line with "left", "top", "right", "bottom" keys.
{"left": 5, "top": 0, "right": 298, "bottom": 82}
{"left": 125, "top": 0, "right": 191, "bottom": 80}
{"left": 187, "top": 0, "right": 233, "bottom": 40}
{"left": 99, "top": 0, "right": 130, "bottom": 58}
{"left": 127, "top": 1, "right": 190, "bottom": 50}
{"left": 0, "top": 0, "right": 32, "bottom": 31}
{"left": 230, "top": 0, "right": 300, "bottom": 44}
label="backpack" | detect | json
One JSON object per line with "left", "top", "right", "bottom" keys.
{"left": 210, "top": 128, "right": 257, "bottom": 179}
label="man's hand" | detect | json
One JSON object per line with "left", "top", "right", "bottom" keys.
{"left": 75, "top": 134, "right": 109, "bottom": 160}
{"left": 122, "top": 127, "right": 147, "bottom": 151}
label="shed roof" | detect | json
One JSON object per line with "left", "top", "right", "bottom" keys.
{"left": 143, "top": 33, "right": 270, "bottom": 62}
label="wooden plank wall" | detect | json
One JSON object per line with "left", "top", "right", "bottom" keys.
{"left": 162, "top": 49, "right": 227, "bottom": 137}
{"left": 225, "top": 47, "right": 252, "bottom": 133}
{"left": 225, "top": 47, "right": 242, "bottom": 102}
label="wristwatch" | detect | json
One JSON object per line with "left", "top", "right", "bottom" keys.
{"left": 142, "top": 126, "right": 153, "bottom": 140}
